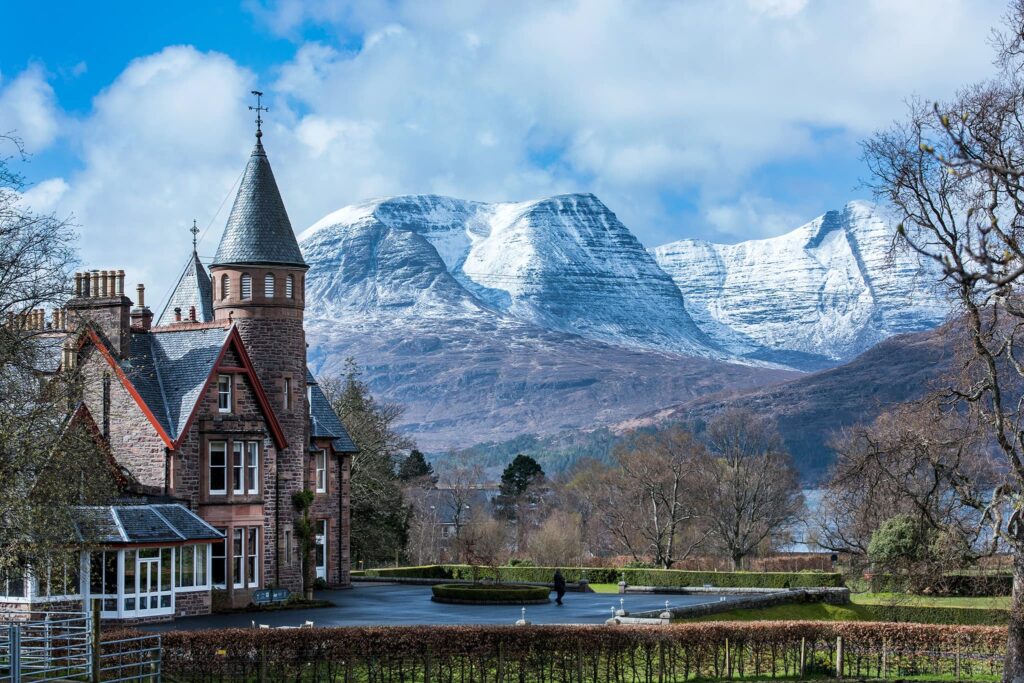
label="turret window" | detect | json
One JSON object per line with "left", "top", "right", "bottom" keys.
{"left": 241, "top": 274, "right": 252, "bottom": 300}
{"left": 264, "top": 274, "right": 275, "bottom": 299}
{"left": 220, "top": 274, "right": 230, "bottom": 300}
{"left": 285, "top": 275, "right": 294, "bottom": 299}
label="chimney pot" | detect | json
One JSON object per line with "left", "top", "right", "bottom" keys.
{"left": 117, "top": 270, "right": 125, "bottom": 296}
{"left": 74, "top": 272, "right": 83, "bottom": 297}
{"left": 189, "top": 305, "right": 197, "bottom": 322}
{"left": 174, "top": 307, "right": 182, "bottom": 322}
{"left": 136, "top": 284, "right": 145, "bottom": 308}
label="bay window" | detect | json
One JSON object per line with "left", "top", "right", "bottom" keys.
{"left": 247, "top": 442, "right": 259, "bottom": 494}
{"left": 315, "top": 450, "right": 327, "bottom": 493}
{"left": 232, "top": 529, "right": 244, "bottom": 588}
{"left": 209, "top": 442, "right": 227, "bottom": 495}
{"left": 232, "top": 442, "right": 244, "bottom": 495}
{"left": 247, "top": 528, "right": 259, "bottom": 587}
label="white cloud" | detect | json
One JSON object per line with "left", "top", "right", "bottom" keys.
{"left": 0, "top": 65, "right": 62, "bottom": 150}
{"left": 19, "top": 0, "right": 1012, "bottom": 300}
{"left": 19, "top": 178, "right": 69, "bottom": 213}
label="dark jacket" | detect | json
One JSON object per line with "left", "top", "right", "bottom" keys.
{"left": 553, "top": 570, "right": 566, "bottom": 592}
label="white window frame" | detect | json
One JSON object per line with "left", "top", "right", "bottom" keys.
{"left": 315, "top": 520, "right": 327, "bottom": 581}
{"left": 315, "top": 450, "right": 327, "bottom": 493}
{"left": 211, "top": 531, "right": 226, "bottom": 589}
{"left": 232, "top": 442, "right": 244, "bottom": 495}
{"left": 264, "top": 273, "right": 275, "bottom": 299}
{"left": 209, "top": 441, "right": 227, "bottom": 495}
{"left": 247, "top": 527, "right": 259, "bottom": 588}
{"left": 232, "top": 529, "right": 244, "bottom": 589}
{"left": 246, "top": 442, "right": 259, "bottom": 495}
{"left": 241, "top": 274, "right": 252, "bottom": 300}
{"left": 217, "top": 375, "right": 232, "bottom": 413}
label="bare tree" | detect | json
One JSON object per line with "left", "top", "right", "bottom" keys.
{"left": 436, "top": 462, "right": 483, "bottom": 560}
{"left": 0, "top": 134, "right": 116, "bottom": 576}
{"left": 862, "top": 4, "right": 1024, "bottom": 675}
{"left": 612, "top": 426, "right": 708, "bottom": 568}
{"left": 526, "top": 510, "right": 585, "bottom": 567}
{"left": 698, "top": 409, "right": 804, "bottom": 570}
{"left": 455, "top": 510, "right": 509, "bottom": 582}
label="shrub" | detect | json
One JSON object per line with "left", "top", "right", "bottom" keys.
{"left": 361, "top": 564, "right": 845, "bottom": 588}
{"left": 158, "top": 622, "right": 1007, "bottom": 683}
{"left": 431, "top": 583, "right": 550, "bottom": 603}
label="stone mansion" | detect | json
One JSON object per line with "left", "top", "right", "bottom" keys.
{"left": 1, "top": 126, "right": 357, "bottom": 621}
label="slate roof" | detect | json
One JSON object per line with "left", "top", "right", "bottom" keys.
{"left": 307, "top": 370, "right": 358, "bottom": 453}
{"left": 120, "top": 326, "right": 229, "bottom": 440}
{"left": 73, "top": 504, "right": 223, "bottom": 545}
{"left": 155, "top": 251, "right": 214, "bottom": 327}
{"left": 212, "top": 139, "right": 307, "bottom": 268}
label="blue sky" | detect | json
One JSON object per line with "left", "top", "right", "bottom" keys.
{"left": 0, "top": 0, "right": 1008, "bottom": 301}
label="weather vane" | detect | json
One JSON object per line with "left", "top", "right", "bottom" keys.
{"left": 249, "top": 90, "right": 268, "bottom": 139}
{"left": 190, "top": 219, "right": 200, "bottom": 252}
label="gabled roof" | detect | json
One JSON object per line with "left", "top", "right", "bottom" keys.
{"left": 212, "top": 139, "right": 306, "bottom": 268}
{"left": 307, "top": 370, "right": 358, "bottom": 453}
{"left": 121, "top": 326, "right": 229, "bottom": 440}
{"left": 81, "top": 325, "right": 288, "bottom": 451}
{"left": 155, "top": 251, "right": 214, "bottom": 327}
{"left": 73, "top": 503, "right": 223, "bottom": 545}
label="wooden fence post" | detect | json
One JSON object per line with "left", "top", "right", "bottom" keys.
{"left": 836, "top": 636, "right": 844, "bottom": 679}
{"left": 425, "top": 651, "right": 432, "bottom": 683}
{"left": 881, "top": 640, "right": 887, "bottom": 679}
{"left": 799, "top": 638, "right": 806, "bottom": 678}
{"left": 725, "top": 638, "right": 732, "bottom": 679}
{"left": 259, "top": 643, "right": 268, "bottom": 683}
{"left": 579, "top": 644, "right": 586, "bottom": 683}
{"left": 91, "top": 599, "right": 100, "bottom": 683}
{"left": 956, "top": 637, "right": 962, "bottom": 682}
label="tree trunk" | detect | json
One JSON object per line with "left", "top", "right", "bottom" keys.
{"left": 1005, "top": 552, "right": 1024, "bottom": 683}
{"left": 732, "top": 554, "right": 742, "bottom": 572}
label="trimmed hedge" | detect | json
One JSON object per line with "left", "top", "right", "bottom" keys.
{"left": 869, "top": 572, "right": 1012, "bottom": 596}
{"left": 431, "top": 583, "right": 550, "bottom": 604}
{"left": 360, "top": 564, "right": 844, "bottom": 588}
{"left": 862, "top": 603, "right": 1009, "bottom": 626}
{"left": 157, "top": 622, "right": 1007, "bottom": 682}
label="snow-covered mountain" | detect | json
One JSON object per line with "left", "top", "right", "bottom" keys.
{"left": 298, "top": 194, "right": 791, "bottom": 450}
{"left": 298, "top": 194, "right": 949, "bottom": 449}
{"left": 301, "top": 193, "right": 717, "bottom": 358}
{"left": 651, "top": 201, "right": 948, "bottom": 369}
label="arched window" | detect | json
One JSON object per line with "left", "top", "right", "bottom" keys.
{"left": 285, "top": 274, "right": 294, "bottom": 299}
{"left": 264, "top": 273, "right": 275, "bottom": 299}
{"left": 241, "top": 274, "right": 252, "bottom": 300}
{"left": 220, "top": 274, "right": 230, "bottom": 300}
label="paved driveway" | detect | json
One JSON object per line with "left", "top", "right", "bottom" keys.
{"left": 150, "top": 583, "right": 737, "bottom": 630}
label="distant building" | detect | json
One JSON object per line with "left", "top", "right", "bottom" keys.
{"left": 1, "top": 123, "right": 357, "bottom": 621}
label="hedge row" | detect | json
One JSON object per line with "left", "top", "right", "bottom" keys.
{"left": 870, "top": 572, "right": 1013, "bottom": 597}
{"left": 431, "top": 583, "right": 550, "bottom": 603}
{"left": 861, "top": 603, "right": 1009, "bottom": 626}
{"left": 156, "top": 622, "right": 1006, "bottom": 682}
{"left": 359, "top": 564, "right": 845, "bottom": 588}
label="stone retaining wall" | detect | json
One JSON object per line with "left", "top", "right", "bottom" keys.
{"left": 611, "top": 587, "right": 850, "bottom": 624}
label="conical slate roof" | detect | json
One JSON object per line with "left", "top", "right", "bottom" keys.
{"left": 212, "top": 139, "right": 306, "bottom": 268}
{"left": 156, "top": 250, "right": 214, "bottom": 326}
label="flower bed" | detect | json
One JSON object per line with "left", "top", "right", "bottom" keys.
{"left": 431, "top": 583, "right": 550, "bottom": 604}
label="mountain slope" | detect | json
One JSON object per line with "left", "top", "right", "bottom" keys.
{"left": 652, "top": 201, "right": 948, "bottom": 369}
{"left": 299, "top": 194, "right": 793, "bottom": 450}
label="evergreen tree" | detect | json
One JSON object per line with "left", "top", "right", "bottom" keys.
{"left": 495, "top": 454, "right": 544, "bottom": 520}
{"left": 321, "top": 358, "right": 412, "bottom": 565}
{"left": 398, "top": 449, "right": 435, "bottom": 483}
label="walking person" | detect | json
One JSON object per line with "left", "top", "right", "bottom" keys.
{"left": 553, "top": 568, "right": 566, "bottom": 606}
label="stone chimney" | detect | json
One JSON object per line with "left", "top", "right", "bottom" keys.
{"left": 66, "top": 269, "right": 133, "bottom": 359}
{"left": 130, "top": 283, "right": 154, "bottom": 332}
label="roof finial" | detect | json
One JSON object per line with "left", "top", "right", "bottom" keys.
{"left": 249, "top": 90, "right": 268, "bottom": 140}
{"left": 190, "top": 219, "right": 200, "bottom": 253}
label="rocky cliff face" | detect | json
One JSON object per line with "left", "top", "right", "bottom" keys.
{"left": 652, "top": 201, "right": 948, "bottom": 369}
{"left": 299, "top": 194, "right": 950, "bottom": 451}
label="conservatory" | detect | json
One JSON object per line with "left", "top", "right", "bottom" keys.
{"left": 0, "top": 503, "right": 222, "bottom": 621}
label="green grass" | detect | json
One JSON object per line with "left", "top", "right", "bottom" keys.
{"left": 588, "top": 583, "right": 620, "bottom": 594}
{"left": 680, "top": 602, "right": 871, "bottom": 623}
{"left": 852, "top": 592, "right": 1010, "bottom": 609}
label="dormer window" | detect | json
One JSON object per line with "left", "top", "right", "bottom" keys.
{"left": 241, "top": 274, "right": 252, "bottom": 300}
{"left": 217, "top": 375, "right": 232, "bottom": 413}
{"left": 221, "top": 274, "right": 230, "bottom": 300}
{"left": 285, "top": 275, "right": 294, "bottom": 299}
{"left": 264, "top": 274, "right": 275, "bottom": 299}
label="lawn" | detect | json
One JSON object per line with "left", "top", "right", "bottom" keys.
{"left": 676, "top": 593, "right": 1010, "bottom": 625}
{"left": 588, "top": 583, "right": 620, "bottom": 594}
{"left": 851, "top": 592, "right": 1010, "bottom": 609}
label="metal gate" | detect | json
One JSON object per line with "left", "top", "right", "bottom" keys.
{"left": 0, "top": 611, "right": 160, "bottom": 682}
